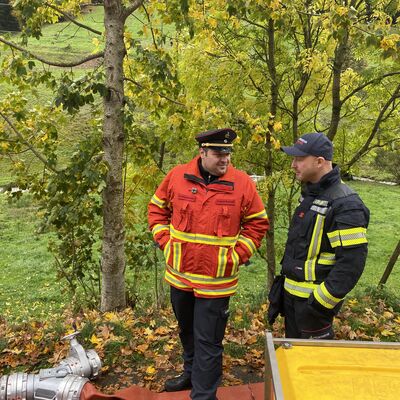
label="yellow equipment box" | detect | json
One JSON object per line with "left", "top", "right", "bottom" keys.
{"left": 265, "top": 332, "right": 400, "bottom": 400}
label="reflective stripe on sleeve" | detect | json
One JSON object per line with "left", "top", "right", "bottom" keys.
{"left": 327, "top": 227, "right": 367, "bottom": 248}
{"left": 163, "top": 240, "right": 171, "bottom": 261}
{"left": 231, "top": 249, "right": 240, "bottom": 276}
{"left": 237, "top": 235, "right": 257, "bottom": 254}
{"left": 243, "top": 209, "right": 269, "bottom": 221}
{"left": 150, "top": 194, "right": 166, "bottom": 208}
{"left": 317, "top": 252, "right": 336, "bottom": 266}
{"left": 152, "top": 224, "right": 170, "bottom": 236}
{"left": 313, "top": 282, "right": 343, "bottom": 309}
{"left": 284, "top": 278, "right": 318, "bottom": 299}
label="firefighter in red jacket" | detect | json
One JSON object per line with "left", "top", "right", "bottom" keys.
{"left": 148, "top": 128, "right": 269, "bottom": 400}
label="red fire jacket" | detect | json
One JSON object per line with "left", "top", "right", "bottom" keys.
{"left": 148, "top": 156, "right": 270, "bottom": 298}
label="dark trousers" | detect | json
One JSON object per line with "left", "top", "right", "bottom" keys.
{"left": 170, "top": 286, "right": 230, "bottom": 400}
{"left": 283, "top": 292, "right": 334, "bottom": 339}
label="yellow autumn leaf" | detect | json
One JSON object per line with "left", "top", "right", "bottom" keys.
{"left": 394, "top": 317, "right": 400, "bottom": 324}
{"left": 273, "top": 121, "right": 282, "bottom": 132}
{"left": 347, "top": 299, "right": 358, "bottom": 307}
{"left": 104, "top": 312, "right": 119, "bottom": 322}
{"left": 0, "top": 142, "right": 9, "bottom": 150}
{"left": 380, "top": 329, "right": 395, "bottom": 337}
{"left": 146, "top": 365, "right": 156, "bottom": 375}
{"left": 90, "top": 334, "right": 102, "bottom": 346}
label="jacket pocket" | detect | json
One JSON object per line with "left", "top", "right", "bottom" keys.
{"left": 214, "top": 206, "right": 231, "bottom": 237}
{"left": 172, "top": 201, "right": 192, "bottom": 232}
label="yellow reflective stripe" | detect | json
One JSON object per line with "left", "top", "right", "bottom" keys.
{"left": 216, "top": 247, "right": 228, "bottom": 278}
{"left": 317, "top": 252, "right": 335, "bottom": 266}
{"left": 165, "top": 269, "right": 191, "bottom": 289}
{"left": 170, "top": 225, "right": 238, "bottom": 246}
{"left": 152, "top": 224, "right": 170, "bottom": 236}
{"left": 314, "top": 282, "right": 343, "bottom": 309}
{"left": 328, "top": 227, "right": 367, "bottom": 248}
{"left": 327, "top": 230, "right": 341, "bottom": 248}
{"left": 150, "top": 194, "right": 166, "bottom": 208}
{"left": 166, "top": 266, "right": 238, "bottom": 285}
{"left": 163, "top": 240, "right": 171, "bottom": 261}
{"left": 243, "top": 209, "right": 268, "bottom": 221}
{"left": 231, "top": 249, "right": 240, "bottom": 276}
{"left": 238, "top": 235, "right": 256, "bottom": 254}
{"left": 284, "top": 278, "right": 318, "bottom": 299}
{"left": 305, "top": 214, "right": 325, "bottom": 281}
{"left": 172, "top": 242, "right": 182, "bottom": 272}
{"left": 340, "top": 227, "right": 367, "bottom": 246}
{"left": 195, "top": 283, "right": 238, "bottom": 297}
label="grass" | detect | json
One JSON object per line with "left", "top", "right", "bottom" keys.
{"left": 0, "top": 194, "right": 67, "bottom": 322}
{"left": 0, "top": 179, "right": 398, "bottom": 322}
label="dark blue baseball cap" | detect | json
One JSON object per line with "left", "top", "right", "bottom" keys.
{"left": 281, "top": 132, "right": 333, "bottom": 160}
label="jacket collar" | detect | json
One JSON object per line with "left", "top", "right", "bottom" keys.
{"left": 304, "top": 164, "right": 341, "bottom": 196}
{"left": 184, "top": 156, "right": 235, "bottom": 189}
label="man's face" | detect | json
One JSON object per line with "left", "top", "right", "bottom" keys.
{"left": 291, "top": 155, "right": 323, "bottom": 183}
{"left": 200, "top": 148, "right": 231, "bottom": 176}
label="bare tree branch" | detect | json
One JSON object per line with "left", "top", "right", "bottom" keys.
{"left": 341, "top": 72, "right": 400, "bottom": 106}
{"left": 0, "top": 111, "right": 59, "bottom": 173}
{"left": 344, "top": 83, "right": 400, "bottom": 169}
{"left": 123, "top": 0, "right": 144, "bottom": 20}
{"left": 44, "top": 2, "right": 102, "bottom": 35}
{"left": 0, "top": 36, "right": 104, "bottom": 67}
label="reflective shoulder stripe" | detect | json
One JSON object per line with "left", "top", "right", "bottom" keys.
{"left": 327, "top": 227, "right": 367, "bottom": 248}
{"left": 310, "top": 205, "right": 328, "bottom": 215}
{"left": 243, "top": 209, "right": 268, "bottom": 221}
{"left": 152, "top": 224, "right": 170, "bottom": 236}
{"left": 163, "top": 240, "right": 171, "bottom": 261}
{"left": 284, "top": 278, "right": 318, "bottom": 299}
{"left": 170, "top": 225, "right": 238, "bottom": 246}
{"left": 238, "top": 235, "right": 257, "bottom": 254}
{"left": 313, "top": 282, "right": 343, "bottom": 309}
{"left": 150, "top": 194, "right": 166, "bottom": 209}
{"left": 313, "top": 199, "right": 329, "bottom": 206}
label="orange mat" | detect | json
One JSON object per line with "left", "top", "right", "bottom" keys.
{"left": 81, "top": 382, "right": 264, "bottom": 400}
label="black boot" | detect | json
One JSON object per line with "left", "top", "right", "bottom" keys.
{"left": 164, "top": 373, "right": 192, "bottom": 392}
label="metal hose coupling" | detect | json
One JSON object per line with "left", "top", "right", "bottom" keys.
{"left": 0, "top": 331, "right": 102, "bottom": 400}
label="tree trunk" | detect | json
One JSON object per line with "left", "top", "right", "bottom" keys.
{"left": 265, "top": 18, "right": 278, "bottom": 289}
{"left": 101, "top": 0, "right": 126, "bottom": 311}
{"left": 328, "top": 31, "right": 349, "bottom": 141}
{"left": 379, "top": 240, "right": 400, "bottom": 286}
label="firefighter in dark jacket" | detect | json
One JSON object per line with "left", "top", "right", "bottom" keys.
{"left": 278, "top": 132, "right": 369, "bottom": 339}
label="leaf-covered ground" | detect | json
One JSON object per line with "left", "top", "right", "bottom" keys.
{"left": 0, "top": 293, "right": 399, "bottom": 394}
